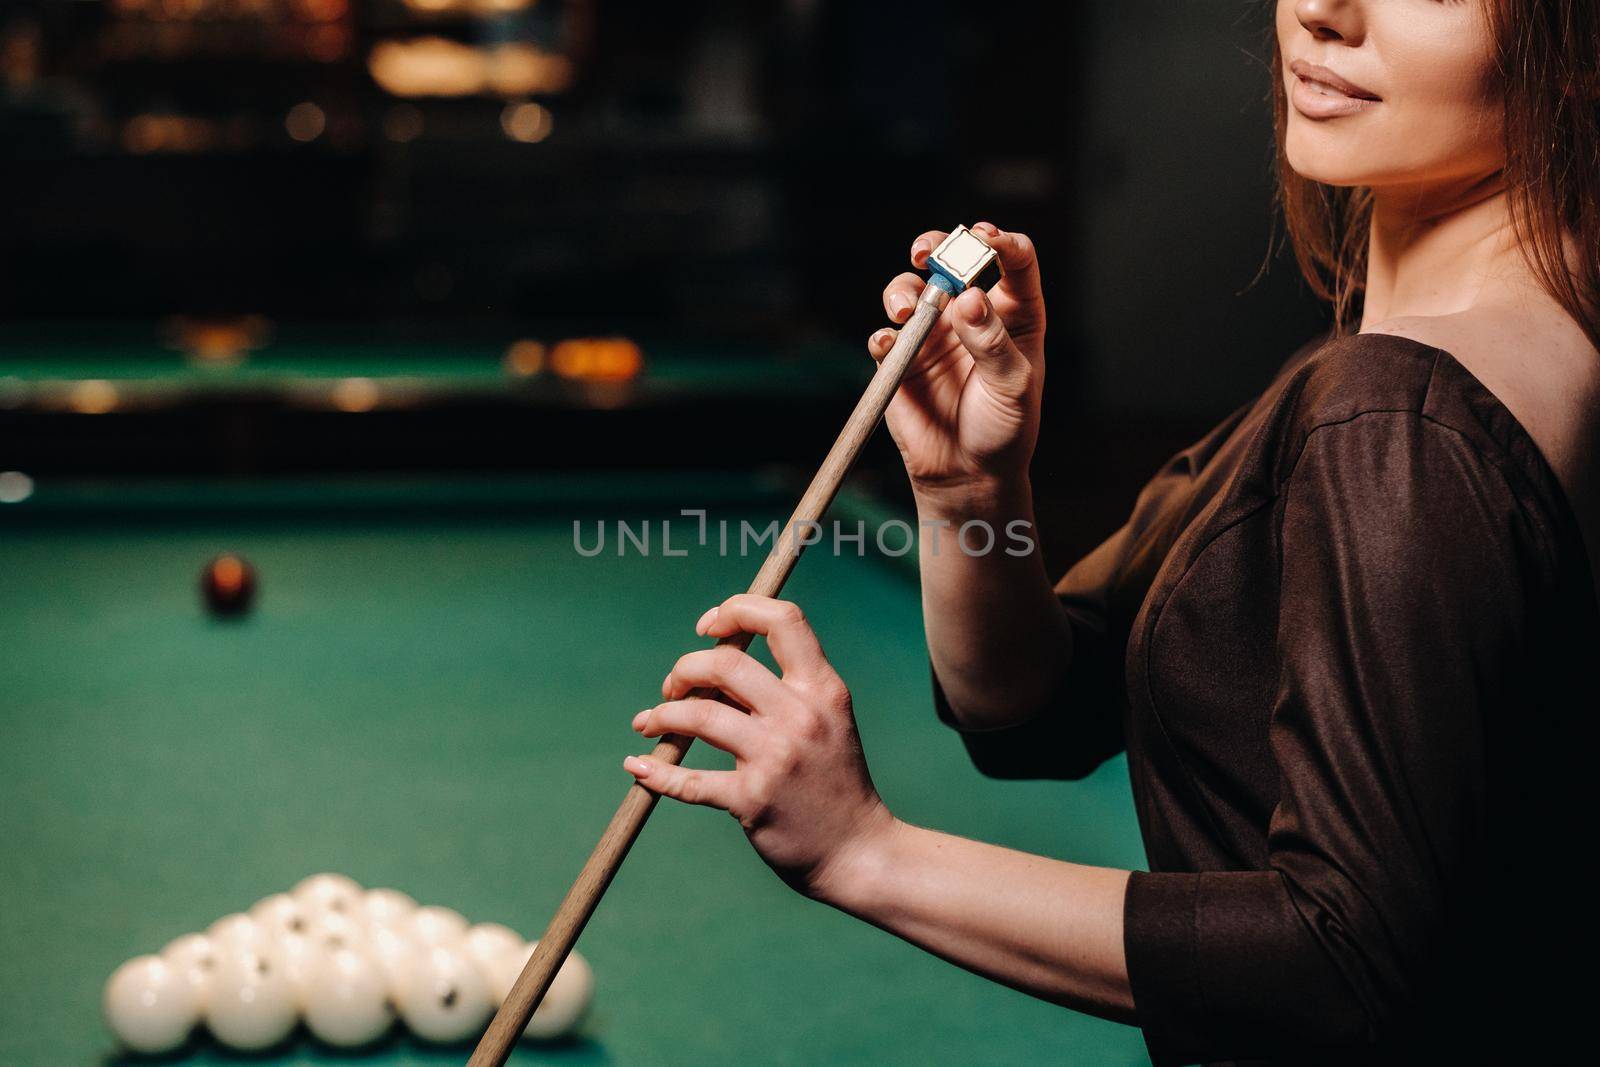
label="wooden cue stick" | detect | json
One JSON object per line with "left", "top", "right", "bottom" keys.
{"left": 466, "top": 281, "right": 951, "bottom": 1067}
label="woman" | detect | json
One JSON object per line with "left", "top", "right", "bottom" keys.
{"left": 624, "top": 1, "right": 1598, "bottom": 1062}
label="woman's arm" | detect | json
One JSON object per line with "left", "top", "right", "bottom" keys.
{"left": 868, "top": 224, "right": 1073, "bottom": 728}
{"left": 915, "top": 476, "right": 1076, "bottom": 728}
{"left": 818, "top": 817, "right": 1134, "bottom": 1023}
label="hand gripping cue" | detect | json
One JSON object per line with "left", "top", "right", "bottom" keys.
{"left": 466, "top": 225, "right": 1002, "bottom": 1067}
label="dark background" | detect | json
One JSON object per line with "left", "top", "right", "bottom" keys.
{"left": 0, "top": 0, "right": 1326, "bottom": 566}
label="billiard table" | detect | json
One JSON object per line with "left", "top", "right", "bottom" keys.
{"left": 0, "top": 473, "right": 1149, "bottom": 1065}
{"left": 0, "top": 322, "right": 878, "bottom": 477}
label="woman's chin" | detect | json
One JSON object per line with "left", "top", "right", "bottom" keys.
{"left": 1284, "top": 143, "right": 1372, "bottom": 188}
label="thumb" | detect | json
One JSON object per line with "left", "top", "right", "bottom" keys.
{"left": 948, "top": 288, "right": 1033, "bottom": 400}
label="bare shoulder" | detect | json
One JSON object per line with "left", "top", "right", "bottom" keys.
{"left": 1367, "top": 307, "right": 1597, "bottom": 477}
{"left": 1366, "top": 303, "right": 1600, "bottom": 554}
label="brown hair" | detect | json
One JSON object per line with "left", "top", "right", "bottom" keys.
{"left": 1271, "top": 0, "right": 1600, "bottom": 350}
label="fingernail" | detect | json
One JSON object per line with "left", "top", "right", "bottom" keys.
{"left": 624, "top": 755, "right": 652, "bottom": 777}
{"left": 972, "top": 221, "right": 998, "bottom": 237}
{"left": 662, "top": 673, "right": 673, "bottom": 697}
{"left": 873, "top": 329, "right": 894, "bottom": 348}
{"left": 695, "top": 606, "right": 719, "bottom": 635}
{"left": 911, "top": 241, "right": 929, "bottom": 261}
{"left": 889, "top": 295, "right": 911, "bottom": 320}
{"left": 632, "top": 709, "right": 649, "bottom": 731}
{"left": 963, "top": 293, "right": 989, "bottom": 324}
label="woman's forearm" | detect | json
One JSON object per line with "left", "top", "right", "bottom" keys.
{"left": 916, "top": 476, "right": 1074, "bottom": 728}
{"left": 816, "top": 817, "right": 1135, "bottom": 1023}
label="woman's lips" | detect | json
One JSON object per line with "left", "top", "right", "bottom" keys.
{"left": 1289, "top": 58, "right": 1381, "bottom": 119}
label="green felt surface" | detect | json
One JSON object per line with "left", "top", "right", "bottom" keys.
{"left": 0, "top": 477, "right": 1149, "bottom": 1066}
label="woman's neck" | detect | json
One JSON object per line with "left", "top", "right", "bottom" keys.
{"left": 1359, "top": 171, "right": 1524, "bottom": 329}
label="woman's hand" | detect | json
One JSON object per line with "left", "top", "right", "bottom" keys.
{"left": 870, "top": 221, "right": 1047, "bottom": 501}
{"left": 625, "top": 600, "right": 1134, "bottom": 1023}
{"left": 623, "top": 594, "right": 895, "bottom": 900}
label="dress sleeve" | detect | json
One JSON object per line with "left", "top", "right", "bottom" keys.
{"left": 1123, "top": 413, "right": 1546, "bottom": 1064}
{"left": 934, "top": 400, "right": 1255, "bottom": 781}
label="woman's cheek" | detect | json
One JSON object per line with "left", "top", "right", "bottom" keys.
{"left": 1390, "top": 12, "right": 1503, "bottom": 169}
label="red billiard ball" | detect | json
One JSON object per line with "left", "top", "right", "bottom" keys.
{"left": 201, "top": 553, "right": 257, "bottom": 617}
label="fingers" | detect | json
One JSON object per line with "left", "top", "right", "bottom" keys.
{"left": 624, "top": 756, "right": 738, "bottom": 812}
{"left": 969, "top": 221, "right": 1043, "bottom": 303}
{"left": 664, "top": 645, "right": 791, "bottom": 713}
{"left": 881, "top": 272, "right": 925, "bottom": 325}
{"left": 888, "top": 220, "right": 1039, "bottom": 328}
{"left": 695, "top": 595, "right": 832, "bottom": 684}
{"left": 633, "top": 698, "right": 761, "bottom": 759}
{"left": 909, "top": 230, "right": 948, "bottom": 269}
{"left": 867, "top": 322, "right": 963, "bottom": 370}
{"left": 947, "top": 287, "right": 1033, "bottom": 399}
{"left": 867, "top": 327, "right": 897, "bottom": 363}
{"left": 909, "top": 222, "right": 1043, "bottom": 307}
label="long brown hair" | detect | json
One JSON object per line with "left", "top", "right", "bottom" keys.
{"left": 1271, "top": 0, "right": 1600, "bottom": 351}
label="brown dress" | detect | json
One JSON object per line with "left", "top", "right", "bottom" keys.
{"left": 935, "top": 333, "right": 1598, "bottom": 1065}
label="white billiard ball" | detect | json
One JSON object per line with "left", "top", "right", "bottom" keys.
{"left": 526, "top": 947, "right": 593, "bottom": 1041}
{"left": 367, "top": 924, "right": 422, "bottom": 1003}
{"left": 160, "top": 933, "right": 218, "bottom": 1012}
{"left": 308, "top": 908, "right": 371, "bottom": 956}
{"left": 481, "top": 942, "right": 527, "bottom": 1006}
{"left": 275, "top": 931, "right": 320, "bottom": 1008}
{"left": 205, "top": 912, "right": 265, "bottom": 953}
{"left": 205, "top": 944, "right": 298, "bottom": 1052}
{"left": 362, "top": 887, "right": 418, "bottom": 932}
{"left": 103, "top": 954, "right": 200, "bottom": 1055}
{"left": 462, "top": 923, "right": 523, "bottom": 974}
{"left": 292, "top": 872, "right": 365, "bottom": 920}
{"left": 482, "top": 944, "right": 593, "bottom": 1041}
{"left": 303, "top": 945, "right": 395, "bottom": 1048}
{"left": 395, "top": 943, "right": 492, "bottom": 1043}
{"left": 249, "top": 892, "right": 311, "bottom": 940}
{"left": 408, "top": 905, "right": 469, "bottom": 948}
